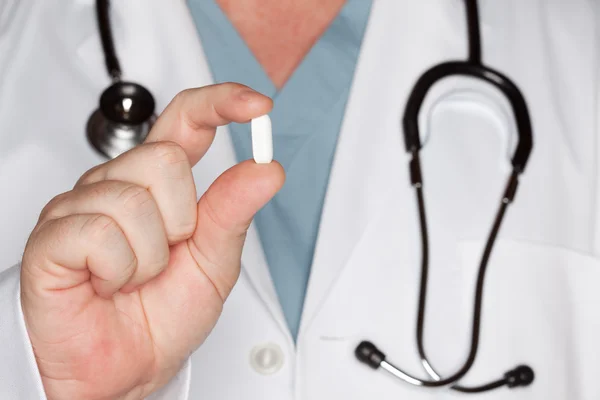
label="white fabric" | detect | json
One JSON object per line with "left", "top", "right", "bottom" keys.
{"left": 1, "top": 0, "right": 600, "bottom": 399}
{"left": 0, "top": 265, "right": 46, "bottom": 399}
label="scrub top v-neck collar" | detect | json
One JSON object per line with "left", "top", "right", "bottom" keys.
{"left": 187, "top": 0, "right": 373, "bottom": 340}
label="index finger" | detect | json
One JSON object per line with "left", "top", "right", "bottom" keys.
{"left": 145, "top": 83, "right": 273, "bottom": 165}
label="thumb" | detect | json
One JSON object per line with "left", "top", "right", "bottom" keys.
{"left": 187, "top": 159, "right": 285, "bottom": 300}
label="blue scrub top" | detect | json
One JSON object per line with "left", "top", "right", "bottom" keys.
{"left": 188, "top": 0, "right": 373, "bottom": 340}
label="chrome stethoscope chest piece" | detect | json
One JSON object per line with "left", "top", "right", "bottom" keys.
{"left": 87, "top": 81, "right": 156, "bottom": 159}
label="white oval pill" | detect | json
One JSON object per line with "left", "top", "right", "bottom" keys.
{"left": 251, "top": 114, "right": 273, "bottom": 164}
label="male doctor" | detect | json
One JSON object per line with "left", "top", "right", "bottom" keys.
{"left": 1, "top": 0, "right": 600, "bottom": 399}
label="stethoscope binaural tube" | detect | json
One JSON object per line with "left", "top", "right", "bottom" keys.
{"left": 86, "top": 0, "right": 157, "bottom": 159}
{"left": 354, "top": 0, "right": 535, "bottom": 393}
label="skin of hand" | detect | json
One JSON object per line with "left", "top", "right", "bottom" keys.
{"left": 19, "top": 83, "right": 285, "bottom": 400}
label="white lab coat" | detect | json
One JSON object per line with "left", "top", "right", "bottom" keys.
{"left": 0, "top": 0, "right": 599, "bottom": 399}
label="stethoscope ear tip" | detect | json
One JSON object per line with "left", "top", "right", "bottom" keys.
{"left": 355, "top": 341, "right": 385, "bottom": 369}
{"left": 505, "top": 365, "right": 534, "bottom": 388}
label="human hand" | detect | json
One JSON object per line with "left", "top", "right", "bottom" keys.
{"left": 20, "top": 83, "right": 285, "bottom": 400}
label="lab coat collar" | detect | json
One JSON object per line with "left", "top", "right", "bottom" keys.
{"left": 297, "top": 0, "right": 473, "bottom": 337}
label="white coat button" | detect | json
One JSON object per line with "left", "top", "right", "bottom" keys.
{"left": 250, "top": 343, "right": 284, "bottom": 375}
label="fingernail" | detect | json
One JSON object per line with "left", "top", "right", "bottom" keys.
{"left": 238, "top": 89, "right": 259, "bottom": 101}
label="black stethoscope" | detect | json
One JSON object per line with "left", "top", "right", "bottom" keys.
{"left": 355, "top": 0, "right": 535, "bottom": 394}
{"left": 87, "top": 0, "right": 156, "bottom": 159}
{"left": 89, "top": 0, "right": 535, "bottom": 393}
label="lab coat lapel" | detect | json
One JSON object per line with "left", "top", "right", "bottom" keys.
{"left": 74, "top": 0, "right": 289, "bottom": 336}
{"left": 299, "top": 0, "right": 469, "bottom": 335}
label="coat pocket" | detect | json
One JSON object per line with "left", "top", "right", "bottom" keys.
{"left": 453, "top": 239, "right": 600, "bottom": 400}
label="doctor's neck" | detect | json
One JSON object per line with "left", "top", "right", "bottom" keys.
{"left": 217, "top": 0, "right": 347, "bottom": 88}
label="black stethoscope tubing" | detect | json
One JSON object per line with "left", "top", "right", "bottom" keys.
{"left": 355, "top": 0, "right": 534, "bottom": 393}
{"left": 96, "top": 0, "right": 121, "bottom": 81}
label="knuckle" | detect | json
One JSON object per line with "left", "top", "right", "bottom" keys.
{"left": 38, "top": 192, "right": 70, "bottom": 222}
{"left": 30, "top": 218, "right": 69, "bottom": 256}
{"left": 173, "top": 88, "right": 209, "bottom": 131}
{"left": 88, "top": 181, "right": 118, "bottom": 200}
{"left": 148, "top": 141, "right": 189, "bottom": 169}
{"left": 144, "top": 142, "right": 192, "bottom": 182}
{"left": 79, "top": 215, "right": 138, "bottom": 280}
{"left": 68, "top": 215, "right": 126, "bottom": 262}
{"left": 117, "top": 184, "right": 156, "bottom": 218}
{"left": 75, "top": 165, "right": 105, "bottom": 187}
{"left": 173, "top": 88, "right": 193, "bottom": 105}
{"left": 168, "top": 220, "right": 197, "bottom": 243}
{"left": 80, "top": 215, "right": 121, "bottom": 245}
